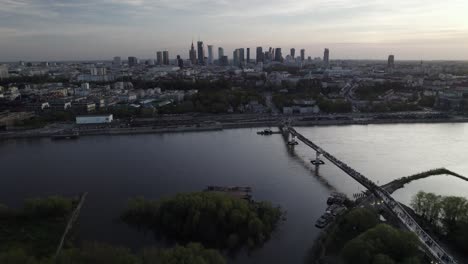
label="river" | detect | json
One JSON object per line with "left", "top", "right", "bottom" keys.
{"left": 1, "top": 123, "right": 468, "bottom": 263}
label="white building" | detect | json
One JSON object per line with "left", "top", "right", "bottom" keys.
{"left": 76, "top": 114, "right": 113, "bottom": 124}
{"left": 207, "top": 45, "right": 214, "bottom": 64}
{"left": 90, "top": 67, "right": 107, "bottom": 76}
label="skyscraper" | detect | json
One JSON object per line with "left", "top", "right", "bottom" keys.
{"left": 246, "top": 48, "right": 250, "bottom": 63}
{"left": 268, "top": 47, "right": 273, "bottom": 61}
{"left": 324, "top": 48, "right": 330, "bottom": 68}
{"left": 387, "top": 55, "right": 395, "bottom": 69}
{"left": 218, "top": 47, "right": 224, "bottom": 62}
{"left": 177, "top": 55, "right": 184, "bottom": 68}
{"left": 256, "top": 47, "right": 263, "bottom": 64}
{"left": 300, "top": 49, "right": 305, "bottom": 61}
{"left": 128, "top": 56, "right": 138, "bottom": 67}
{"left": 163, "top": 51, "right": 169, "bottom": 65}
{"left": 239, "top": 48, "right": 245, "bottom": 65}
{"left": 156, "top": 52, "right": 163, "bottom": 65}
{"left": 290, "top": 48, "right": 295, "bottom": 59}
{"left": 220, "top": 56, "right": 228, "bottom": 66}
{"left": 113, "top": 56, "right": 121, "bottom": 67}
{"left": 207, "top": 45, "right": 214, "bottom": 65}
{"left": 233, "top": 49, "right": 240, "bottom": 67}
{"left": 274, "top": 48, "right": 282, "bottom": 62}
{"left": 189, "top": 41, "right": 197, "bottom": 65}
{"left": 197, "top": 41, "right": 205, "bottom": 65}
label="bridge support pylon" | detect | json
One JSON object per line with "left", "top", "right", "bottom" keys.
{"left": 280, "top": 125, "right": 290, "bottom": 138}
{"left": 311, "top": 151, "right": 325, "bottom": 172}
{"left": 287, "top": 135, "right": 299, "bottom": 146}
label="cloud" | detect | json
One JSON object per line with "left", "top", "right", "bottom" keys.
{"left": 0, "top": 0, "right": 468, "bottom": 60}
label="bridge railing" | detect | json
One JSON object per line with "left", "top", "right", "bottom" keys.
{"left": 376, "top": 188, "right": 457, "bottom": 264}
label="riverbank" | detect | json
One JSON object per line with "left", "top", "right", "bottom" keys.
{"left": 2, "top": 115, "right": 468, "bottom": 141}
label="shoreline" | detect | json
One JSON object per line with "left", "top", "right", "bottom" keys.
{"left": 1, "top": 117, "right": 468, "bottom": 140}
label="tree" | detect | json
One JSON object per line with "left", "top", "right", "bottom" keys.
{"left": 122, "top": 192, "right": 283, "bottom": 249}
{"left": 418, "top": 96, "right": 435, "bottom": 108}
{"left": 410, "top": 191, "right": 442, "bottom": 224}
{"left": 341, "top": 224, "right": 421, "bottom": 264}
{"left": 143, "top": 243, "right": 226, "bottom": 264}
{"left": 23, "top": 196, "right": 73, "bottom": 218}
{"left": 372, "top": 254, "right": 396, "bottom": 264}
{"left": 0, "top": 249, "right": 40, "bottom": 264}
{"left": 425, "top": 192, "right": 442, "bottom": 225}
{"left": 412, "top": 191, "right": 429, "bottom": 218}
{"left": 411, "top": 192, "right": 468, "bottom": 253}
{"left": 440, "top": 196, "right": 468, "bottom": 233}
{"left": 56, "top": 242, "right": 138, "bottom": 264}
{"left": 341, "top": 237, "right": 373, "bottom": 264}
{"left": 0, "top": 203, "right": 12, "bottom": 218}
{"left": 336, "top": 207, "right": 379, "bottom": 243}
{"left": 453, "top": 221, "right": 468, "bottom": 252}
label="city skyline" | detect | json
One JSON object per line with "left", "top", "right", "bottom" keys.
{"left": 1, "top": 0, "right": 468, "bottom": 61}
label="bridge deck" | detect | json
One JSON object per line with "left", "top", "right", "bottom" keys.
{"left": 286, "top": 126, "right": 457, "bottom": 264}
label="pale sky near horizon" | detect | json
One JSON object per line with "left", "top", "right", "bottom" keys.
{"left": 1, "top": 0, "right": 468, "bottom": 61}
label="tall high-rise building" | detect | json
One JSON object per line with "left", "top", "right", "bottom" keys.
{"left": 220, "top": 56, "right": 228, "bottom": 66}
{"left": 128, "top": 56, "right": 138, "bottom": 67}
{"left": 387, "top": 55, "right": 395, "bottom": 69}
{"left": 189, "top": 41, "right": 197, "bottom": 65}
{"left": 266, "top": 47, "right": 272, "bottom": 61}
{"left": 207, "top": 45, "right": 214, "bottom": 65}
{"left": 274, "top": 48, "right": 282, "bottom": 62}
{"left": 156, "top": 52, "right": 163, "bottom": 65}
{"left": 324, "top": 48, "right": 330, "bottom": 68}
{"left": 218, "top": 47, "right": 224, "bottom": 61}
{"left": 300, "top": 49, "right": 305, "bottom": 61}
{"left": 197, "top": 41, "right": 205, "bottom": 65}
{"left": 290, "top": 48, "right": 296, "bottom": 59}
{"left": 177, "top": 55, "right": 184, "bottom": 68}
{"left": 246, "top": 48, "right": 250, "bottom": 63}
{"left": 256, "top": 47, "right": 263, "bottom": 64}
{"left": 113, "top": 56, "right": 121, "bottom": 67}
{"left": 233, "top": 49, "right": 240, "bottom": 67}
{"left": 239, "top": 48, "right": 245, "bottom": 65}
{"left": 163, "top": 51, "right": 169, "bottom": 65}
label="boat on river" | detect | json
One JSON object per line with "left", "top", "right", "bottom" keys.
{"left": 257, "top": 129, "right": 273, "bottom": 135}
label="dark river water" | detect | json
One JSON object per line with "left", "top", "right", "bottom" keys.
{"left": 1, "top": 123, "right": 468, "bottom": 263}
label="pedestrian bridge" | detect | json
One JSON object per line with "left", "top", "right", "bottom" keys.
{"left": 283, "top": 125, "right": 457, "bottom": 264}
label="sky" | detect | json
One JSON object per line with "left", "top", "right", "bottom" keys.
{"left": 0, "top": 0, "right": 468, "bottom": 61}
